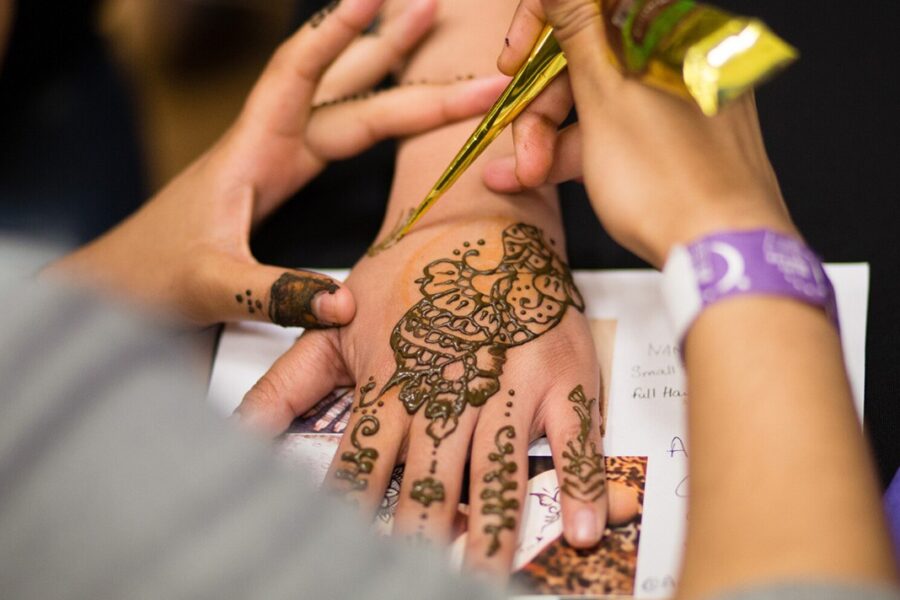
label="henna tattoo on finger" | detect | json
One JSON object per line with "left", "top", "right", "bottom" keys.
{"left": 307, "top": 0, "right": 339, "bottom": 28}
{"left": 410, "top": 477, "right": 445, "bottom": 507}
{"left": 312, "top": 75, "right": 478, "bottom": 111}
{"left": 268, "top": 272, "right": 338, "bottom": 329}
{"left": 560, "top": 385, "right": 607, "bottom": 502}
{"left": 335, "top": 416, "right": 379, "bottom": 491}
{"left": 235, "top": 289, "right": 263, "bottom": 315}
{"left": 335, "top": 378, "right": 381, "bottom": 491}
{"left": 481, "top": 425, "right": 519, "bottom": 557}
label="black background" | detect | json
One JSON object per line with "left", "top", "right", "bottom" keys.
{"left": 253, "top": 0, "right": 900, "bottom": 486}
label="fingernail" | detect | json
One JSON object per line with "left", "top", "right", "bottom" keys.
{"left": 573, "top": 508, "right": 598, "bottom": 546}
{"left": 269, "top": 272, "right": 341, "bottom": 328}
{"left": 310, "top": 288, "right": 341, "bottom": 326}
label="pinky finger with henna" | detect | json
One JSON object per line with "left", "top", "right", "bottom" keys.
{"left": 544, "top": 380, "right": 609, "bottom": 549}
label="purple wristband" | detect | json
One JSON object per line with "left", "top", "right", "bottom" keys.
{"left": 662, "top": 229, "right": 839, "bottom": 340}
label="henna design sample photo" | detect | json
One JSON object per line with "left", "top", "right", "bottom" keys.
{"left": 513, "top": 456, "right": 648, "bottom": 597}
{"left": 283, "top": 388, "right": 354, "bottom": 435}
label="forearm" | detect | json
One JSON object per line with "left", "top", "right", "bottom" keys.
{"left": 678, "top": 298, "right": 897, "bottom": 598}
{"left": 375, "top": 0, "right": 562, "bottom": 246}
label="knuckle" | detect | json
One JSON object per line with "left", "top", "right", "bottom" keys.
{"left": 545, "top": 0, "right": 602, "bottom": 44}
{"left": 245, "top": 370, "right": 287, "bottom": 409}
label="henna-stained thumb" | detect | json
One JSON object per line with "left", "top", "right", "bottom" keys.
{"left": 267, "top": 271, "right": 353, "bottom": 328}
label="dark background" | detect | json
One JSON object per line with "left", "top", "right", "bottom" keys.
{"left": 1, "top": 1, "right": 898, "bottom": 485}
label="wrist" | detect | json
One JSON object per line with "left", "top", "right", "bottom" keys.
{"left": 661, "top": 228, "right": 838, "bottom": 343}
{"left": 651, "top": 202, "right": 798, "bottom": 268}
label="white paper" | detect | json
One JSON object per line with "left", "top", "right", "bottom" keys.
{"left": 207, "top": 265, "right": 868, "bottom": 598}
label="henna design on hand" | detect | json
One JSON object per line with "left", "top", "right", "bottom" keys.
{"left": 481, "top": 425, "right": 519, "bottom": 557}
{"left": 335, "top": 378, "right": 381, "bottom": 491}
{"left": 268, "top": 272, "right": 338, "bottom": 329}
{"left": 410, "top": 477, "right": 446, "bottom": 507}
{"left": 375, "top": 223, "right": 583, "bottom": 446}
{"left": 560, "top": 385, "right": 606, "bottom": 502}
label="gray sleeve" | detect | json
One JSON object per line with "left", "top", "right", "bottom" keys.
{"left": 0, "top": 271, "right": 501, "bottom": 600}
{"left": 708, "top": 582, "right": 900, "bottom": 600}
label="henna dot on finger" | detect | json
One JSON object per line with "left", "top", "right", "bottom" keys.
{"left": 236, "top": 289, "right": 259, "bottom": 316}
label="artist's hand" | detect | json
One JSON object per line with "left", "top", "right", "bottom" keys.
{"left": 237, "top": 217, "right": 630, "bottom": 574}
{"left": 483, "top": 0, "right": 797, "bottom": 267}
{"left": 46, "top": 0, "right": 509, "bottom": 326}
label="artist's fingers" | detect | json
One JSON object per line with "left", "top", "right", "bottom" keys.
{"left": 510, "top": 73, "right": 573, "bottom": 188}
{"left": 242, "top": 0, "right": 386, "bottom": 134}
{"left": 314, "top": 0, "right": 437, "bottom": 102}
{"left": 324, "top": 384, "right": 409, "bottom": 516}
{"left": 464, "top": 403, "right": 530, "bottom": 575}
{"left": 236, "top": 329, "right": 351, "bottom": 435}
{"left": 392, "top": 408, "right": 479, "bottom": 542}
{"left": 306, "top": 74, "right": 509, "bottom": 160}
{"left": 191, "top": 253, "right": 355, "bottom": 328}
{"left": 540, "top": 0, "right": 621, "bottom": 91}
{"left": 498, "top": 0, "right": 547, "bottom": 75}
{"left": 483, "top": 122, "right": 583, "bottom": 193}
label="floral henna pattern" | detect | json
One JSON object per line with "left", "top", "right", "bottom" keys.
{"left": 371, "top": 223, "right": 583, "bottom": 446}
{"left": 410, "top": 477, "right": 446, "bottom": 507}
{"left": 560, "top": 385, "right": 606, "bottom": 502}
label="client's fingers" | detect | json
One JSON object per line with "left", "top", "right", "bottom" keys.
{"left": 325, "top": 383, "right": 408, "bottom": 516}
{"left": 237, "top": 330, "right": 351, "bottom": 435}
{"left": 464, "top": 401, "right": 530, "bottom": 575}
{"left": 243, "top": 0, "right": 386, "bottom": 131}
{"left": 541, "top": 0, "right": 621, "bottom": 89}
{"left": 392, "top": 408, "right": 479, "bottom": 542}
{"left": 544, "top": 381, "right": 608, "bottom": 549}
{"left": 315, "top": 0, "right": 438, "bottom": 102}
{"left": 196, "top": 254, "right": 355, "bottom": 328}
{"left": 307, "top": 74, "right": 510, "bottom": 160}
